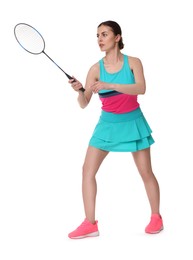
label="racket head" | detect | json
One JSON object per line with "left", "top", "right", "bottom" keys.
{"left": 14, "top": 23, "right": 45, "bottom": 55}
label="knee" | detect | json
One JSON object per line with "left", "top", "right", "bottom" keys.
{"left": 139, "top": 169, "right": 155, "bottom": 183}
{"left": 82, "top": 163, "right": 94, "bottom": 180}
{"left": 82, "top": 163, "right": 91, "bottom": 179}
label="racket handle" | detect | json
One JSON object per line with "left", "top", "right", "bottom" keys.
{"left": 67, "top": 75, "right": 85, "bottom": 92}
{"left": 79, "top": 87, "right": 85, "bottom": 92}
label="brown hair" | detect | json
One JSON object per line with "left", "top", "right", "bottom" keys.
{"left": 98, "top": 20, "right": 124, "bottom": 50}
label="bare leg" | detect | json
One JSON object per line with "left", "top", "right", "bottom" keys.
{"left": 82, "top": 146, "right": 109, "bottom": 223}
{"left": 132, "top": 148, "right": 160, "bottom": 214}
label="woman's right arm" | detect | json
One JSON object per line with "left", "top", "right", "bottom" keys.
{"left": 69, "top": 62, "right": 99, "bottom": 109}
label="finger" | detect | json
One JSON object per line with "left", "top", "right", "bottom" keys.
{"left": 69, "top": 79, "right": 75, "bottom": 84}
{"left": 89, "top": 81, "right": 97, "bottom": 88}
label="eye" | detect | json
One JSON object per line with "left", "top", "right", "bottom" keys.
{"left": 102, "top": 33, "right": 108, "bottom": 37}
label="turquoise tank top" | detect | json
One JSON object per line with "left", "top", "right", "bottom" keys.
{"left": 98, "top": 54, "right": 139, "bottom": 113}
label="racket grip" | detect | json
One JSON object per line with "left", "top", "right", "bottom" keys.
{"left": 79, "top": 87, "right": 85, "bottom": 92}
{"left": 70, "top": 78, "right": 85, "bottom": 92}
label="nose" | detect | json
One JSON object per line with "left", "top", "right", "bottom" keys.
{"left": 98, "top": 38, "right": 103, "bottom": 45}
{"left": 98, "top": 34, "right": 102, "bottom": 41}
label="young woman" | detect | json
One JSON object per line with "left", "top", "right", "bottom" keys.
{"left": 68, "top": 20, "right": 163, "bottom": 239}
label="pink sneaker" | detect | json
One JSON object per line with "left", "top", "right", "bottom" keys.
{"left": 145, "top": 214, "right": 164, "bottom": 234}
{"left": 68, "top": 218, "right": 99, "bottom": 239}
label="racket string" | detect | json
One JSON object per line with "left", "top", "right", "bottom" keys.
{"left": 15, "top": 24, "right": 45, "bottom": 54}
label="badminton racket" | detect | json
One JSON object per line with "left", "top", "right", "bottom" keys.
{"left": 14, "top": 23, "right": 85, "bottom": 92}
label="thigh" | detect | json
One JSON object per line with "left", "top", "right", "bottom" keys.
{"left": 83, "top": 146, "right": 109, "bottom": 176}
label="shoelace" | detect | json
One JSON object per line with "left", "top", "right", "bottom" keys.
{"left": 76, "top": 221, "right": 89, "bottom": 230}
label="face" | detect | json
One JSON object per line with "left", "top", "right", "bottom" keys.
{"left": 97, "top": 25, "right": 120, "bottom": 52}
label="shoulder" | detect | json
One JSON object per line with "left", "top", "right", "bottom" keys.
{"left": 127, "top": 56, "right": 143, "bottom": 70}
{"left": 89, "top": 61, "right": 100, "bottom": 72}
{"left": 87, "top": 61, "right": 100, "bottom": 81}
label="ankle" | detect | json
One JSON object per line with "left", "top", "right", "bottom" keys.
{"left": 85, "top": 217, "right": 96, "bottom": 224}
{"left": 151, "top": 213, "right": 161, "bottom": 218}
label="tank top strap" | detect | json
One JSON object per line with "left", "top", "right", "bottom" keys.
{"left": 123, "top": 54, "right": 135, "bottom": 83}
{"left": 99, "top": 58, "right": 105, "bottom": 80}
{"left": 123, "top": 54, "right": 130, "bottom": 71}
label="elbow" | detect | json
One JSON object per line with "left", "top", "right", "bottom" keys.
{"left": 80, "top": 104, "right": 87, "bottom": 109}
{"left": 141, "top": 88, "right": 146, "bottom": 95}
{"left": 79, "top": 100, "right": 89, "bottom": 109}
{"left": 140, "top": 84, "right": 146, "bottom": 95}
{"left": 78, "top": 97, "right": 89, "bottom": 109}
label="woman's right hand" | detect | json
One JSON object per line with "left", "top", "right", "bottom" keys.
{"left": 68, "top": 77, "right": 84, "bottom": 92}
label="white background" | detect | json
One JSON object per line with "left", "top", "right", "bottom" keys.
{"left": 1, "top": 0, "right": 193, "bottom": 259}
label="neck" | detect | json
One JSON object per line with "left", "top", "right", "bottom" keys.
{"left": 104, "top": 50, "right": 123, "bottom": 64}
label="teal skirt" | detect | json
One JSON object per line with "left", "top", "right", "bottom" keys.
{"left": 89, "top": 107, "right": 154, "bottom": 152}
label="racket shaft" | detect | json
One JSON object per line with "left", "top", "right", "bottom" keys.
{"left": 43, "top": 51, "right": 85, "bottom": 92}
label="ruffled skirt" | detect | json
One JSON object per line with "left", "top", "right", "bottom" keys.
{"left": 89, "top": 107, "right": 154, "bottom": 152}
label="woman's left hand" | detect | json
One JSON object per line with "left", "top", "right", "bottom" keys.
{"left": 90, "top": 81, "right": 111, "bottom": 93}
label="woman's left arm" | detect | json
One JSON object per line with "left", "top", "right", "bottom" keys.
{"left": 90, "top": 57, "right": 146, "bottom": 95}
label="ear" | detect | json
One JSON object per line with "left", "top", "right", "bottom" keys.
{"left": 115, "top": 34, "right": 121, "bottom": 43}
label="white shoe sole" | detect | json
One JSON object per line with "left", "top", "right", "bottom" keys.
{"left": 70, "top": 231, "right": 99, "bottom": 239}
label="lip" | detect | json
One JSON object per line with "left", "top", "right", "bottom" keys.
{"left": 99, "top": 44, "right": 104, "bottom": 48}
